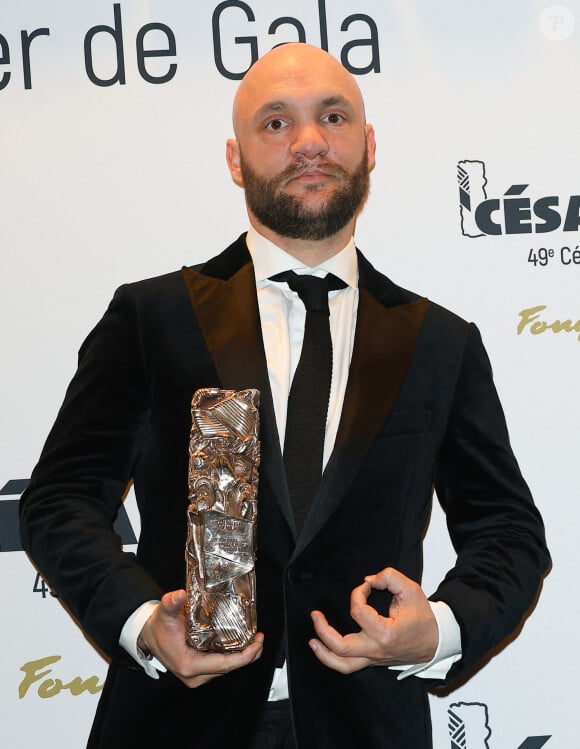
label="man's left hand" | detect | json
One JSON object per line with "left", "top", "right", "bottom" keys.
{"left": 309, "top": 567, "right": 438, "bottom": 674}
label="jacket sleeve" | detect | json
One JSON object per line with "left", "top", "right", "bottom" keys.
{"left": 430, "top": 323, "right": 550, "bottom": 687}
{"left": 19, "top": 284, "right": 164, "bottom": 658}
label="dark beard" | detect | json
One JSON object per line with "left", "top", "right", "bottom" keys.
{"left": 240, "top": 150, "right": 370, "bottom": 241}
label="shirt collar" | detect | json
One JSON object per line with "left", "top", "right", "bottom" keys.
{"left": 246, "top": 226, "right": 358, "bottom": 288}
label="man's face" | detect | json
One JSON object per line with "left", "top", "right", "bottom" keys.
{"left": 227, "top": 44, "right": 375, "bottom": 243}
{"left": 239, "top": 142, "right": 369, "bottom": 241}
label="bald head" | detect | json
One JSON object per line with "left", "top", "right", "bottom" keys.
{"left": 232, "top": 44, "right": 367, "bottom": 137}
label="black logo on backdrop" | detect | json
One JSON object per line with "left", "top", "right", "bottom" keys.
{"left": 458, "top": 160, "right": 580, "bottom": 238}
{"left": 448, "top": 701, "right": 551, "bottom": 748}
{"left": 0, "top": 479, "right": 137, "bottom": 552}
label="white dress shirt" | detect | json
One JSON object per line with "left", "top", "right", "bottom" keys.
{"left": 120, "top": 228, "right": 461, "bottom": 690}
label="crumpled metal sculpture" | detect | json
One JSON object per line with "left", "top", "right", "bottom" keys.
{"left": 185, "top": 388, "right": 260, "bottom": 652}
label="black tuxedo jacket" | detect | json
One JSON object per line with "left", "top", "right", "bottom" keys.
{"left": 20, "top": 235, "right": 549, "bottom": 748}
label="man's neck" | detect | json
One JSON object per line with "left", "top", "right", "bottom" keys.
{"left": 248, "top": 216, "right": 355, "bottom": 268}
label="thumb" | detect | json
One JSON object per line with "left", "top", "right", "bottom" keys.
{"left": 159, "top": 589, "right": 187, "bottom": 616}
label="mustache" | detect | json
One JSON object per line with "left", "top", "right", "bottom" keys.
{"left": 277, "top": 160, "right": 348, "bottom": 184}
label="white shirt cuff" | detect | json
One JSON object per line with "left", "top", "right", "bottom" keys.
{"left": 119, "top": 600, "right": 167, "bottom": 679}
{"left": 388, "top": 600, "right": 462, "bottom": 681}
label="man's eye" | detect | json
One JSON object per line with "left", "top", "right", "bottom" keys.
{"left": 266, "top": 118, "right": 286, "bottom": 131}
{"left": 324, "top": 113, "right": 345, "bottom": 124}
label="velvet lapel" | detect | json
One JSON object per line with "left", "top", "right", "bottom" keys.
{"left": 292, "top": 255, "right": 428, "bottom": 558}
{"left": 181, "top": 240, "right": 295, "bottom": 536}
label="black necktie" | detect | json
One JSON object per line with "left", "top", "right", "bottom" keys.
{"left": 271, "top": 271, "right": 347, "bottom": 532}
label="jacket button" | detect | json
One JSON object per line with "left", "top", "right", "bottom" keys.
{"left": 287, "top": 569, "right": 300, "bottom": 584}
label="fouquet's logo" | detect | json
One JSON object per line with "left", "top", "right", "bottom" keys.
{"left": 457, "top": 160, "right": 580, "bottom": 238}
{"left": 447, "top": 701, "right": 551, "bottom": 748}
{"left": 19, "top": 655, "right": 104, "bottom": 700}
{"left": 517, "top": 305, "right": 580, "bottom": 342}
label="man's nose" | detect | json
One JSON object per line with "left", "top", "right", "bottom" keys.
{"left": 290, "top": 122, "right": 329, "bottom": 160}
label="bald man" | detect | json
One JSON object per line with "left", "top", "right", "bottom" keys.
{"left": 20, "top": 44, "right": 549, "bottom": 748}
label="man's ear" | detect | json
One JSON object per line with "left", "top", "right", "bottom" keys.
{"left": 365, "top": 124, "right": 376, "bottom": 172}
{"left": 226, "top": 139, "right": 244, "bottom": 187}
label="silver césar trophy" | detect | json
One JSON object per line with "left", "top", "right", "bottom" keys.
{"left": 185, "top": 388, "right": 260, "bottom": 651}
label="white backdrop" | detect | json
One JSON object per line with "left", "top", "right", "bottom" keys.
{"left": 1, "top": 2, "right": 578, "bottom": 747}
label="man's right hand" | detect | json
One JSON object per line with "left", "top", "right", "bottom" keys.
{"left": 139, "top": 589, "right": 264, "bottom": 688}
